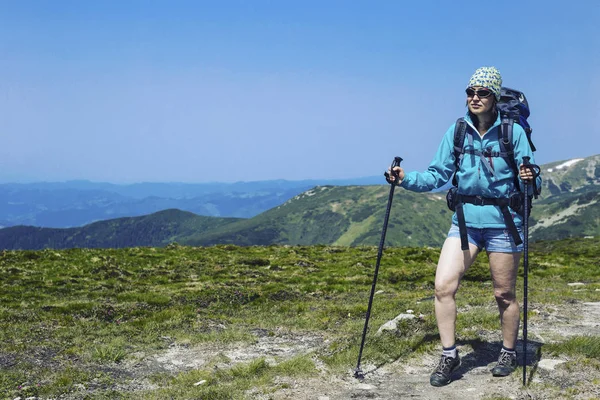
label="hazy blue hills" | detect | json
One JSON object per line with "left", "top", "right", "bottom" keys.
{"left": 0, "top": 187, "right": 452, "bottom": 250}
{"left": 0, "top": 154, "right": 597, "bottom": 250}
{"left": 0, "top": 176, "right": 383, "bottom": 228}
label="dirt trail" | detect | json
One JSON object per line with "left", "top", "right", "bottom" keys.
{"left": 109, "top": 301, "right": 600, "bottom": 400}
{"left": 272, "top": 343, "right": 543, "bottom": 400}
{"left": 265, "top": 301, "right": 600, "bottom": 399}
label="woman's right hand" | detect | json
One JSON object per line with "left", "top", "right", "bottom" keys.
{"left": 386, "top": 166, "right": 405, "bottom": 184}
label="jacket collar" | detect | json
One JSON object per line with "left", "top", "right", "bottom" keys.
{"left": 464, "top": 111, "right": 501, "bottom": 133}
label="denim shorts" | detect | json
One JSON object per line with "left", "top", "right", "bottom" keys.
{"left": 447, "top": 224, "right": 524, "bottom": 253}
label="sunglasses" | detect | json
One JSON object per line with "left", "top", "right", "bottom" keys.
{"left": 465, "top": 87, "right": 494, "bottom": 98}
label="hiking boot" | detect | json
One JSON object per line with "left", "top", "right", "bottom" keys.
{"left": 491, "top": 350, "right": 517, "bottom": 377}
{"left": 430, "top": 352, "right": 461, "bottom": 387}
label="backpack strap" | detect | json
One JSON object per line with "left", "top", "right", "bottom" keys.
{"left": 451, "top": 118, "right": 467, "bottom": 187}
{"left": 499, "top": 117, "right": 521, "bottom": 191}
{"left": 455, "top": 202, "right": 469, "bottom": 250}
{"left": 451, "top": 117, "right": 474, "bottom": 250}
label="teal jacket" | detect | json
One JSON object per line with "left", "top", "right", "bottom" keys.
{"left": 400, "top": 113, "right": 542, "bottom": 229}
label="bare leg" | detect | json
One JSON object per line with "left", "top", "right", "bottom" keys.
{"left": 435, "top": 238, "right": 480, "bottom": 348}
{"left": 488, "top": 251, "right": 521, "bottom": 349}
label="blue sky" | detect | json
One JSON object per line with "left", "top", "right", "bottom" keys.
{"left": 1, "top": 0, "right": 599, "bottom": 183}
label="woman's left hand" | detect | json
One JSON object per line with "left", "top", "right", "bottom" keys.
{"left": 519, "top": 164, "right": 534, "bottom": 182}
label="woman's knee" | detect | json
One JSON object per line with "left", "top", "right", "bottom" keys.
{"left": 435, "top": 279, "right": 459, "bottom": 300}
{"left": 494, "top": 288, "right": 516, "bottom": 306}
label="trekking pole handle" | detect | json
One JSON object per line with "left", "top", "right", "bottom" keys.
{"left": 522, "top": 157, "right": 540, "bottom": 176}
{"left": 384, "top": 156, "right": 403, "bottom": 185}
{"left": 521, "top": 156, "right": 541, "bottom": 198}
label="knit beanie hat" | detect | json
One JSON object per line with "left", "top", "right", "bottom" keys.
{"left": 467, "top": 66, "right": 503, "bottom": 100}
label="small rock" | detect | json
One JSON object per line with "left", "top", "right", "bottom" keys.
{"left": 406, "top": 309, "right": 414, "bottom": 314}
{"left": 377, "top": 314, "right": 415, "bottom": 334}
{"left": 194, "top": 380, "right": 207, "bottom": 386}
{"left": 538, "top": 359, "right": 565, "bottom": 370}
{"left": 567, "top": 282, "right": 585, "bottom": 287}
{"left": 375, "top": 290, "right": 384, "bottom": 295}
{"left": 356, "top": 383, "right": 376, "bottom": 390}
{"left": 377, "top": 320, "right": 398, "bottom": 333}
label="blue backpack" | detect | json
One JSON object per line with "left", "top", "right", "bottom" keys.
{"left": 496, "top": 87, "right": 535, "bottom": 152}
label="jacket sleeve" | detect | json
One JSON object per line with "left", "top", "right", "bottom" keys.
{"left": 400, "top": 124, "right": 456, "bottom": 192}
{"left": 513, "top": 125, "right": 542, "bottom": 194}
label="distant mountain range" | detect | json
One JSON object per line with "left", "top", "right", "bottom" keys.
{"left": 0, "top": 154, "right": 598, "bottom": 250}
{"left": 0, "top": 176, "right": 383, "bottom": 228}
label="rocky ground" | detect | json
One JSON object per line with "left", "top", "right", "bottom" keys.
{"left": 19, "top": 301, "right": 600, "bottom": 400}
{"left": 264, "top": 301, "right": 600, "bottom": 400}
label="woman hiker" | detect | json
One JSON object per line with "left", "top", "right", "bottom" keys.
{"left": 386, "top": 66, "right": 541, "bottom": 387}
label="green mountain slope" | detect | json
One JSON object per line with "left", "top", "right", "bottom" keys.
{"left": 528, "top": 154, "right": 600, "bottom": 240}
{"left": 0, "top": 209, "right": 241, "bottom": 250}
{"left": 0, "top": 154, "right": 598, "bottom": 250}
{"left": 539, "top": 154, "right": 599, "bottom": 196}
{"left": 181, "top": 185, "right": 452, "bottom": 247}
{"left": 531, "top": 189, "right": 600, "bottom": 241}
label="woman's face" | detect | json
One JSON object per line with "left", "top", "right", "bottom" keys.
{"left": 466, "top": 86, "right": 496, "bottom": 116}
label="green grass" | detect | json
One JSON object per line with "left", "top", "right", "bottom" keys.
{"left": 546, "top": 336, "right": 600, "bottom": 359}
{"left": 139, "top": 355, "right": 317, "bottom": 399}
{"left": 1, "top": 238, "right": 599, "bottom": 398}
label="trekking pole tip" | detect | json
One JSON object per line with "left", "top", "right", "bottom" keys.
{"left": 353, "top": 368, "right": 365, "bottom": 380}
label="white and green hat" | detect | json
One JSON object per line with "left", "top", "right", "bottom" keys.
{"left": 468, "top": 66, "right": 503, "bottom": 100}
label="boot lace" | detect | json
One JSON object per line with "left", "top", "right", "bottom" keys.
{"left": 497, "top": 351, "right": 515, "bottom": 367}
{"left": 434, "top": 355, "right": 456, "bottom": 376}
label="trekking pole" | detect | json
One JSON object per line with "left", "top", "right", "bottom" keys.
{"left": 354, "top": 156, "right": 403, "bottom": 380}
{"left": 521, "top": 156, "right": 540, "bottom": 386}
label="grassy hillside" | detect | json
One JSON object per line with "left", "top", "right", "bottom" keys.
{"left": 531, "top": 189, "right": 600, "bottom": 240}
{"left": 539, "top": 154, "right": 599, "bottom": 196}
{"left": 181, "top": 185, "right": 452, "bottom": 247}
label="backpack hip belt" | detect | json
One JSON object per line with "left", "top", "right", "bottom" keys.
{"left": 447, "top": 189, "right": 523, "bottom": 251}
